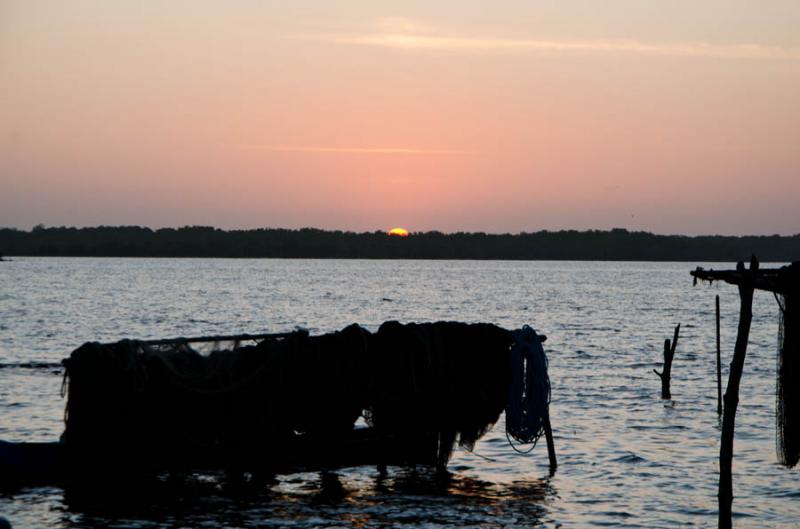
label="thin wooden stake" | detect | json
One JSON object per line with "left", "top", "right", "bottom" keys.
{"left": 543, "top": 412, "right": 557, "bottom": 474}
{"left": 716, "top": 294, "right": 722, "bottom": 416}
{"left": 654, "top": 324, "right": 680, "bottom": 399}
{"left": 719, "top": 257, "right": 758, "bottom": 529}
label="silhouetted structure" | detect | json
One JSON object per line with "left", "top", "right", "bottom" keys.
{"left": 1, "top": 322, "right": 554, "bottom": 486}
{"left": 691, "top": 259, "right": 799, "bottom": 529}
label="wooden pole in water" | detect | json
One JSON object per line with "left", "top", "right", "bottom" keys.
{"left": 716, "top": 295, "right": 722, "bottom": 416}
{"left": 543, "top": 412, "right": 557, "bottom": 473}
{"left": 654, "top": 324, "right": 680, "bottom": 399}
{"left": 719, "top": 257, "right": 758, "bottom": 529}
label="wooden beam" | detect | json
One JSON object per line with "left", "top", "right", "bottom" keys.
{"left": 691, "top": 266, "right": 783, "bottom": 294}
{"left": 0, "top": 429, "right": 448, "bottom": 487}
{"left": 135, "top": 331, "right": 304, "bottom": 347}
{"left": 716, "top": 295, "right": 722, "bottom": 416}
{"left": 718, "top": 257, "right": 758, "bottom": 529}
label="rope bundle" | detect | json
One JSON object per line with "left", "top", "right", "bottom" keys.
{"left": 506, "top": 326, "right": 550, "bottom": 450}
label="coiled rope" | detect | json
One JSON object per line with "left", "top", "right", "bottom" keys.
{"left": 505, "top": 325, "right": 550, "bottom": 453}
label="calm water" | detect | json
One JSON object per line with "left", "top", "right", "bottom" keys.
{"left": 1, "top": 258, "right": 797, "bottom": 528}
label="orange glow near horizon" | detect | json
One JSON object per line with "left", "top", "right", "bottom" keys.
{"left": 388, "top": 227, "right": 410, "bottom": 237}
{"left": 1, "top": 5, "right": 798, "bottom": 235}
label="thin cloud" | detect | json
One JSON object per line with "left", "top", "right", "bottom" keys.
{"left": 235, "top": 145, "right": 475, "bottom": 155}
{"left": 297, "top": 21, "right": 800, "bottom": 61}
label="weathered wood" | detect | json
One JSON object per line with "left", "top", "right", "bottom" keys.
{"left": 692, "top": 266, "right": 784, "bottom": 294}
{"left": 718, "top": 257, "right": 758, "bottom": 529}
{"left": 138, "top": 331, "right": 302, "bottom": 346}
{"left": 716, "top": 295, "right": 722, "bottom": 416}
{"left": 0, "top": 429, "right": 442, "bottom": 487}
{"left": 140, "top": 331, "right": 542, "bottom": 348}
{"left": 543, "top": 413, "right": 557, "bottom": 474}
{"left": 653, "top": 324, "right": 680, "bottom": 399}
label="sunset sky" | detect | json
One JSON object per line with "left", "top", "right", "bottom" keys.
{"left": 1, "top": 1, "right": 798, "bottom": 235}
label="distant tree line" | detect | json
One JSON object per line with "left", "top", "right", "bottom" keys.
{"left": 0, "top": 225, "right": 798, "bottom": 261}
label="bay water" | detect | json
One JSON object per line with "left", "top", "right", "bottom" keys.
{"left": 1, "top": 258, "right": 796, "bottom": 528}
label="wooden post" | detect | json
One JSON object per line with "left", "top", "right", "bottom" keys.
{"left": 543, "top": 412, "right": 557, "bottom": 474}
{"left": 719, "top": 257, "right": 758, "bottom": 529}
{"left": 654, "top": 324, "right": 680, "bottom": 399}
{"left": 716, "top": 295, "right": 722, "bottom": 416}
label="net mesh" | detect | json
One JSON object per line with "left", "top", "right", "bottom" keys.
{"left": 776, "top": 265, "right": 799, "bottom": 468}
{"left": 61, "top": 322, "right": 551, "bottom": 473}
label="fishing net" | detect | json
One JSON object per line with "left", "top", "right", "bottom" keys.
{"left": 776, "top": 263, "right": 799, "bottom": 467}
{"left": 366, "top": 321, "right": 519, "bottom": 465}
{"left": 61, "top": 321, "right": 551, "bottom": 474}
{"left": 61, "top": 326, "right": 373, "bottom": 473}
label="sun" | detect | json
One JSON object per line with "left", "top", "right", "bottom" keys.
{"left": 387, "top": 227, "right": 410, "bottom": 237}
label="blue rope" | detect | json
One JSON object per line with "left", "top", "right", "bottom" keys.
{"left": 506, "top": 325, "right": 550, "bottom": 452}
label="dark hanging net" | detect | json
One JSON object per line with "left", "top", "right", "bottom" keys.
{"left": 366, "top": 321, "right": 518, "bottom": 466}
{"left": 776, "top": 264, "right": 799, "bottom": 468}
{"left": 61, "top": 321, "right": 551, "bottom": 474}
{"left": 61, "top": 326, "right": 374, "bottom": 474}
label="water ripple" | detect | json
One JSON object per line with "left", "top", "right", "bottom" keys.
{"left": 0, "top": 258, "right": 795, "bottom": 528}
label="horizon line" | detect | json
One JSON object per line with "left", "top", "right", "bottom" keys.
{"left": 2, "top": 225, "right": 797, "bottom": 238}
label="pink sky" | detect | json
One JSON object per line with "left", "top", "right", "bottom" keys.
{"left": 1, "top": 1, "right": 799, "bottom": 234}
